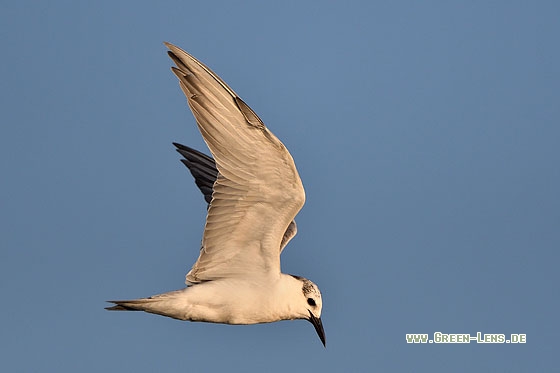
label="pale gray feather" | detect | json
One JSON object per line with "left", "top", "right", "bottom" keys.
{"left": 173, "top": 142, "right": 299, "bottom": 251}
{"left": 165, "top": 43, "right": 305, "bottom": 283}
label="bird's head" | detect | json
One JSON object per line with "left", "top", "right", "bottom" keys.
{"left": 289, "top": 275, "right": 325, "bottom": 347}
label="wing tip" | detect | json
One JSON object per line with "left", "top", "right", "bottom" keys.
{"left": 172, "top": 141, "right": 186, "bottom": 150}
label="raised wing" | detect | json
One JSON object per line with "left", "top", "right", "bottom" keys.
{"left": 174, "top": 142, "right": 298, "bottom": 251}
{"left": 165, "top": 43, "right": 305, "bottom": 283}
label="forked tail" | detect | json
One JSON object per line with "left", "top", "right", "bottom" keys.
{"left": 105, "top": 289, "right": 188, "bottom": 320}
{"left": 105, "top": 300, "right": 149, "bottom": 311}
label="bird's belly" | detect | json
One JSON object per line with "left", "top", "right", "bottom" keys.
{"left": 181, "top": 280, "right": 282, "bottom": 325}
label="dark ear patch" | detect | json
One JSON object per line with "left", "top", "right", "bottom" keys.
{"left": 290, "top": 275, "right": 317, "bottom": 297}
{"left": 301, "top": 279, "right": 314, "bottom": 296}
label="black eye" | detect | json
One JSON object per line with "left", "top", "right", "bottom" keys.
{"left": 307, "top": 298, "right": 316, "bottom": 307}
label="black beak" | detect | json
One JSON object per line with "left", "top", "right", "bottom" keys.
{"left": 308, "top": 310, "right": 326, "bottom": 347}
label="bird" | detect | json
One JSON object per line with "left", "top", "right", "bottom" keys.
{"left": 106, "top": 42, "right": 325, "bottom": 347}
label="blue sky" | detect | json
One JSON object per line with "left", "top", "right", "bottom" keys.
{"left": 1, "top": 1, "right": 558, "bottom": 371}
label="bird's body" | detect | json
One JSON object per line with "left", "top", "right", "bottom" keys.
{"left": 106, "top": 42, "right": 325, "bottom": 346}
{"left": 108, "top": 274, "right": 313, "bottom": 325}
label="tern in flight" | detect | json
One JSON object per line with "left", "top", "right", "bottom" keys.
{"left": 106, "top": 42, "right": 325, "bottom": 346}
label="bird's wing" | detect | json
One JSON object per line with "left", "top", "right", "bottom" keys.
{"left": 174, "top": 142, "right": 299, "bottom": 251}
{"left": 165, "top": 43, "right": 305, "bottom": 283}
{"left": 174, "top": 143, "right": 217, "bottom": 206}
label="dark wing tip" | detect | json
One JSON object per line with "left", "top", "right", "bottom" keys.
{"left": 173, "top": 142, "right": 218, "bottom": 206}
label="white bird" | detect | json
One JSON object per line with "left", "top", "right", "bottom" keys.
{"left": 106, "top": 42, "right": 325, "bottom": 346}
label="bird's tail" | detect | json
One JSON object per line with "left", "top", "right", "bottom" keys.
{"left": 105, "top": 299, "right": 150, "bottom": 311}
{"left": 105, "top": 289, "right": 187, "bottom": 320}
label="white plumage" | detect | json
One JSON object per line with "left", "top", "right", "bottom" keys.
{"left": 106, "top": 42, "right": 325, "bottom": 346}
